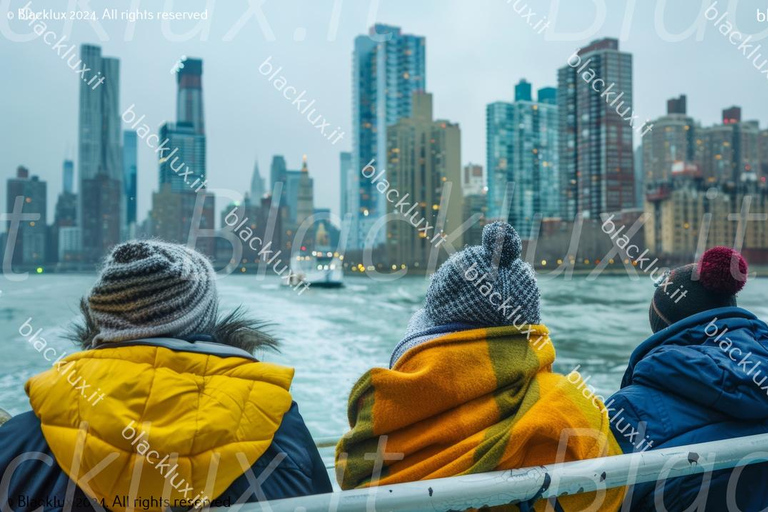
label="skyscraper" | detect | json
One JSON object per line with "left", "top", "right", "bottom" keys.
{"left": 634, "top": 147, "right": 644, "bottom": 209}
{"left": 723, "top": 106, "right": 741, "bottom": 125}
{"left": 82, "top": 174, "right": 122, "bottom": 257}
{"left": 760, "top": 129, "right": 768, "bottom": 183}
{"left": 270, "top": 155, "right": 287, "bottom": 191}
{"left": 150, "top": 187, "right": 215, "bottom": 255}
{"left": 283, "top": 169, "right": 303, "bottom": 226}
{"left": 6, "top": 166, "right": 47, "bottom": 267}
{"left": 150, "top": 57, "right": 214, "bottom": 256}
{"left": 158, "top": 58, "right": 206, "bottom": 191}
{"left": 250, "top": 159, "right": 265, "bottom": 200}
{"left": 386, "top": 92, "right": 463, "bottom": 267}
{"left": 696, "top": 107, "right": 760, "bottom": 183}
{"left": 51, "top": 160, "right": 78, "bottom": 264}
{"left": 157, "top": 122, "right": 206, "bottom": 191}
{"left": 78, "top": 44, "right": 122, "bottom": 263}
{"left": 268, "top": 155, "right": 296, "bottom": 252}
{"left": 667, "top": 94, "right": 687, "bottom": 115}
{"left": 177, "top": 58, "right": 205, "bottom": 135}
{"left": 558, "top": 38, "right": 635, "bottom": 220}
{"left": 62, "top": 159, "right": 74, "bottom": 194}
{"left": 296, "top": 156, "right": 315, "bottom": 236}
{"left": 352, "top": 24, "right": 426, "bottom": 249}
{"left": 340, "top": 151, "right": 353, "bottom": 220}
{"left": 514, "top": 79, "right": 532, "bottom": 101}
{"left": 642, "top": 95, "right": 697, "bottom": 183}
{"left": 487, "top": 81, "right": 559, "bottom": 238}
{"left": 123, "top": 130, "right": 138, "bottom": 229}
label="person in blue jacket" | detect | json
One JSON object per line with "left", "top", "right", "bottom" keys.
{"left": 0, "top": 241, "right": 331, "bottom": 512}
{"left": 609, "top": 246, "right": 768, "bottom": 511}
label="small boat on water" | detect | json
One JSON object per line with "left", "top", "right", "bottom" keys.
{"left": 285, "top": 249, "right": 344, "bottom": 288}
{"left": 284, "top": 221, "right": 345, "bottom": 288}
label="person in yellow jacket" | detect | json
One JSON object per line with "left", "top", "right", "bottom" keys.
{"left": 336, "top": 222, "right": 624, "bottom": 511}
{"left": 0, "top": 241, "right": 331, "bottom": 512}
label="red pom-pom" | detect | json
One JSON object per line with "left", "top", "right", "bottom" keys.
{"left": 698, "top": 247, "right": 748, "bottom": 295}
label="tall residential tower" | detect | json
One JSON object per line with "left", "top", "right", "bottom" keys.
{"left": 78, "top": 44, "right": 122, "bottom": 263}
{"left": 386, "top": 92, "right": 463, "bottom": 267}
{"left": 558, "top": 38, "right": 635, "bottom": 220}
{"left": 150, "top": 58, "right": 214, "bottom": 255}
{"left": 351, "top": 24, "right": 426, "bottom": 249}
{"left": 487, "top": 80, "right": 559, "bottom": 239}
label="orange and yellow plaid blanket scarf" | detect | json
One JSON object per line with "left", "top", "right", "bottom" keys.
{"left": 336, "top": 325, "right": 624, "bottom": 511}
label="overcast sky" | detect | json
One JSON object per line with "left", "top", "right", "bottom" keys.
{"left": 2, "top": 0, "right": 768, "bottom": 226}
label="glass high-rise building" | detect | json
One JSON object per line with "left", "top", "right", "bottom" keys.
{"left": 150, "top": 57, "right": 214, "bottom": 256}
{"left": 487, "top": 81, "right": 559, "bottom": 239}
{"left": 159, "top": 58, "right": 206, "bottom": 192}
{"left": 270, "top": 155, "right": 287, "bottom": 191}
{"left": 351, "top": 24, "right": 426, "bottom": 249}
{"left": 123, "top": 130, "right": 138, "bottom": 227}
{"left": 284, "top": 169, "right": 303, "bottom": 226}
{"left": 77, "top": 44, "right": 122, "bottom": 263}
{"left": 340, "top": 151, "right": 353, "bottom": 221}
{"left": 158, "top": 122, "right": 206, "bottom": 191}
{"left": 177, "top": 58, "right": 205, "bottom": 135}
{"left": 558, "top": 38, "right": 635, "bottom": 220}
{"left": 62, "top": 160, "right": 74, "bottom": 194}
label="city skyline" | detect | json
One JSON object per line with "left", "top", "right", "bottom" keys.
{"left": 3, "top": 0, "right": 768, "bottom": 227}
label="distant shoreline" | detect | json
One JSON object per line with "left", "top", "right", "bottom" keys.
{"left": 12, "top": 266, "right": 768, "bottom": 279}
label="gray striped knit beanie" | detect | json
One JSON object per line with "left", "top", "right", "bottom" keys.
{"left": 87, "top": 241, "right": 218, "bottom": 345}
{"left": 423, "top": 222, "right": 540, "bottom": 327}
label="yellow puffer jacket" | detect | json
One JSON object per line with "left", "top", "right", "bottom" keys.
{"left": 25, "top": 343, "right": 294, "bottom": 512}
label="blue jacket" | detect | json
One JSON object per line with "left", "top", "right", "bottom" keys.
{"left": 608, "top": 307, "right": 768, "bottom": 511}
{"left": 0, "top": 338, "right": 332, "bottom": 511}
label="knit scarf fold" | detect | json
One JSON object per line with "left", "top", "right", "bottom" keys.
{"left": 336, "top": 325, "right": 625, "bottom": 511}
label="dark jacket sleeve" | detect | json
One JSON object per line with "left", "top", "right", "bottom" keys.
{"left": 0, "top": 411, "right": 96, "bottom": 512}
{"left": 217, "top": 401, "right": 333, "bottom": 503}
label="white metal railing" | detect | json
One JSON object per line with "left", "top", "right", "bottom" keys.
{"left": 222, "top": 433, "right": 768, "bottom": 512}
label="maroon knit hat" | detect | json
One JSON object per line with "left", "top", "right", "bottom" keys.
{"left": 649, "top": 247, "right": 748, "bottom": 333}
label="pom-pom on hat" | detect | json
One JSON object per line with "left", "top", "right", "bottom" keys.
{"left": 422, "top": 222, "right": 540, "bottom": 328}
{"left": 697, "top": 246, "right": 748, "bottom": 295}
{"left": 649, "top": 246, "right": 748, "bottom": 333}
